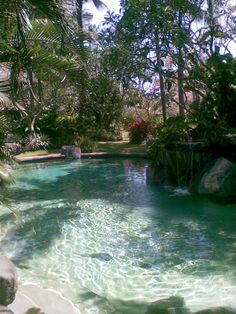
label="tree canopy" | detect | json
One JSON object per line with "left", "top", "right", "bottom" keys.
{"left": 0, "top": 0, "right": 235, "bottom": 153}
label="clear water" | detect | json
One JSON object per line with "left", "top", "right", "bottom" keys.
{"left": 0, "top": 159, "right": 236, "bottom": 314}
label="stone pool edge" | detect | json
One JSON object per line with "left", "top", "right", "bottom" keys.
{"left": 14, "top": 152, "right": 148, "bottom": 163}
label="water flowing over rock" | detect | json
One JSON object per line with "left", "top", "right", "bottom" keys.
{"left": 191, "top": 158, "right": 236, "bottom": 199}
{"left": 0, "top": 255, "right": 18, "bottom": 306}
{"left": 61, "top": 145, "right": 81, "bottom": 159}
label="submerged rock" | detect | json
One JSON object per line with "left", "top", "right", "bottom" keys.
{"left": 61, "top": 145, "right": 81, "bottom": 159}
{"left": 0, "top": 255, "right": 18, "bottom": 306}
{"left": 193, "top": 307, "right": 236, "bottom": 314}
{"left": 146, "top": 296, "right": 189, "bottom": 314}
{"left": 191, "top": 158, "right": 236, "bottom": 199}
{"left": 89, "top": 253, "right": 113, "bottom": 261}
{"left": 0, "top": 305, "right": 14, "bottom": 314}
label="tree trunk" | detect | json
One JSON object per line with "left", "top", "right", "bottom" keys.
{"left": 207, "top": 0, "right": 215, "bottom": 55}
{"left": 29, "top": 115, "right": 37, "bottom": 138}
{"left": 177, "top": 12, "right": 185, "bottom": 117}
{"left": 155, "top": 29, "right": 167, "bottom": 122}
{"left": 76, "top": 0, "right": 87, "bottom": 114}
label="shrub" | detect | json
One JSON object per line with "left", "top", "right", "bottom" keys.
{"left": 74, "top": 136, "right": 97, "bottom": 153}
{"left": 23, "top": 134, "right": 50, "bottom": 151}
{"left": 38, "top": 112, "right": 79, "bottom": 148}
{"left": 156, "top": 116, "right": 191, "bottom": 144}
{"left": 128, "top": 120, "right": 150, "bottom": 144}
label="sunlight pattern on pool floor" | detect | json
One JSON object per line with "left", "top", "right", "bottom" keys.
{"left": 0, "top": 160, "right": 236, "bottom": 314}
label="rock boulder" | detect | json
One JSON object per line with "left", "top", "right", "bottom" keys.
{"left": 0, "top": 255, "right": 18, "bottom": 306}
{"left": 61, "top": 145, "right": 81, "bottom": 159}
{"left": 191, "top": 158, "right": 236, "bottom": 199}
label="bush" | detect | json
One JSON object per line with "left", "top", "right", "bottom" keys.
{"left": 190, "top": 54, "right": 236, "bottom": 144}
{"left": 74, "top": 136, "right": 97, "bottom": 153}
{"left": 23, "top": 134, "right": 50, "bottom": 151}
{"left": 128, "top": 120, "right": 150, "bottom": 144}
{"left": 38, "top": 112, "right": 79, "bottom": 148}
{"left": 156, "top": 116, "right": 191, "bottom": 144}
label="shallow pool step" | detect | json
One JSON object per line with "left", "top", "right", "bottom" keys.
{"left": 9, "top": 284, "right": 80, "bottom": 314}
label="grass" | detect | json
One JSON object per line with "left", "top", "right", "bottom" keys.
{"left": 16, "top": 149, "right": 59, "bottom": 158}
{"left": 15, "top": 141, "right": 147, "bottom": 158}
{"left": 97, "top": 141, "right": 147, "bottom": 154}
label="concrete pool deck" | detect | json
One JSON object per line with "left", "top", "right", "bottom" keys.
{"left": 9, "top": 284, "right": 80, "bottom": 314}
{"left": 14, "top": 152, "right": 148, "bottom": 163}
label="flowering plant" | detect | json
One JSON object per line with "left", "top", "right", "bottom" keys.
{"left": 128, "top": 120, "right": 150, "bottom": 144}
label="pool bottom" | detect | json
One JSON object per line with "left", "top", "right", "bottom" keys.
{"left": 1, "top": 198, "right": 236, "bottom": 314}
{"left": 0, "top": 159, "right": 235, "bottom": 314}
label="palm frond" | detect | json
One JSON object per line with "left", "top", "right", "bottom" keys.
{"left": 31, "top": 49, "right": 81, "bottom": 72}
{"left": 28, "top": 0, "right": 70, "bottom": 33}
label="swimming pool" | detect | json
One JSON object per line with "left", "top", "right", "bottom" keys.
{"left": 0, "top": 159, "right": 236, "bottom": 313}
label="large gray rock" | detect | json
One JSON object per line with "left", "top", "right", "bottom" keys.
{"left": 61, "top": 145, "right": 81, "bottom": 159}
{"left": 0, "top": 256, "right": 18, "bottom": 306}
{"left": 191, "top": 158, "right": 236, "bottom": 198}
{"left": 146, "top": 296, "right": 189, "bottom": 314}
{"left": 193, "top": 307, "right": 236, "bottom": 314}
{"left": 0, "top": 164, "right": 13, "bottom": 185}
{"left": 4, "top": 143, "right": 22, "bottom": 155}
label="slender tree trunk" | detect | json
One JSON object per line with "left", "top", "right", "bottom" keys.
{"left": 177, "top": 12, "right": 185, "bottom": 117}
{"left": 29, "top": 115, "right": 37, "bottom": 138}
{"left": 151, "top": 0, "right": 167, "bottom": 122}
{"left": 178, "top": 47, "right": 185, "bottom": 116}
{"left": 208, "top": 0, "right": 215, "bottom": 55}
{"left": 155, "top": 30, "right": 167, "bottom": 122}
{"left": 76, "top": 0, "right": 87, "bottom": 114}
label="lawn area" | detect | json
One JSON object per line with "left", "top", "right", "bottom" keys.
{"left": 16, "top": 149, "right": 60, "bottom": 158}
{"left": 97, "top": 141, "right": 147, "bottom": 154}
{"left": 15, "top": 141, "right": 147, "bottom": 158}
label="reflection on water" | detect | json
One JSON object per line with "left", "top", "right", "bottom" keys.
{"left": 0, "top": 159, "right": 236, "bottom": 314}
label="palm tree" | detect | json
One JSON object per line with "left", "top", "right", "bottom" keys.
{"left": 0, "top": 0, "right": 80, "bottom": 145}
{"left": 73, "top": 0, "right": 106, "bottom": 113}
{"left": 205, "top": 0, "right": 231, "bottom": 55}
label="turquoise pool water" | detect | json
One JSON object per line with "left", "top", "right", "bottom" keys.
{"left": 0, "top": 159, "right": 236, "bottom": 314}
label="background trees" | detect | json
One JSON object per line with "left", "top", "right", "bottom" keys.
{"left": 100, "top": 0, "right": 235, "bottom": 141}
{"left": 0, "top": 0, "right": 235, "bottom": 151}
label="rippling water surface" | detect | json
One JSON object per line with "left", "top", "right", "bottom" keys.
{"left": 0, "top": 159, "right": 236, "bottom": 313}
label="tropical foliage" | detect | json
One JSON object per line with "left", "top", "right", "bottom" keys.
{"left": 0, "top": 0, "right": 235, "bottom": 158}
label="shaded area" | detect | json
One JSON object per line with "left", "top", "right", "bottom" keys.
{"left": 0, "top": 201, "right": 80, "bottom": 266}
{"left": 8, "top": 159, "right": 148, "bottom": 206}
